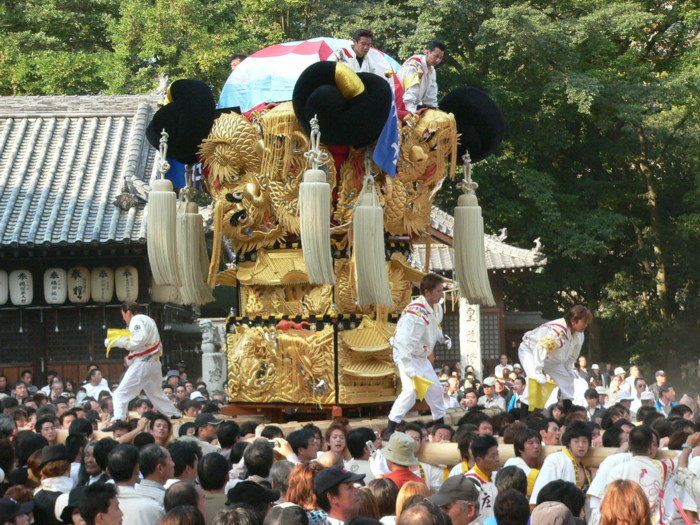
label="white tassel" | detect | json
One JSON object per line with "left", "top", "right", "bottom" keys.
{"left": 300, "top": 169, "right": 335, "bottom": 284}
{"left": 353, "top": 175, "right": 393, "bottom": 307}
{"left": 453, "top": 153, "right": 495, "bottom": 306}
{"left": 300, "top": 116, "right": 334, "bottom": 284}
{"left": 177, "top": 202, "right": 216, "bottom": 305}
{"left": 146, "top": 178, "right": 181, "bottom": 287}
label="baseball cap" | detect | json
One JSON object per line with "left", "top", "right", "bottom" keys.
{"left": 165, "top": 370, "right": 180, "bottom": 379}
{"left": 190, "top": 391, "right": 207, "bottom": 401}
{"left": 427, "top": 475, "right": 479, "bottom": 506}
{"left": 226, "top": 480, "right": 280, "bottom": 507}
{"left": 591, "top": 364, "right": 600, "bottom": 370}
{"left": 194, "top": 413, "right": 223, "bottom": 429}
{"left": 382, "top": 432, "right": 418, "bottom": 467}
{"left": 530, "top": 501, "right": 575, "bottom": 525}
{"left": 513, "top": 363, "right": 522, "bottom": 369}
{"left": 614, "top": 367, "right": 625, "bottom": 376}
{"left": 483, "top": 377, "right": 497, "bottom": 387}
{"left": 655, "top": 370, "right": 666, "bottom": 377}
{"left": 0, "top": 498, "right": 33, "bottom": 523}
{"left": 640, "top": 391, "right": 655, "bottom": 401}
{"left": 616, "top": 390, "right": 633, "bottom": 401}
{"left": 313, "top": 465, "right": 365, "bottom": 495}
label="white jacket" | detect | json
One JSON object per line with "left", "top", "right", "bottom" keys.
{"left": 390, "top": 296, "right": 444, "bottom": 377}
{"left": 111, "top": 314, "right": 162, "bottom": 363}
{"left": 520, "top": 318, "right": 583, "bottom": 375}
{"left": 396, "top": 55, "right": 438, "bottom": 113}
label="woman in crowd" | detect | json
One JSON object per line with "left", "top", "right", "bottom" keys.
{"left": 325, "top": 421, "right": 350, "bottom": 459}
{"left": 286, "top": 462, "right": 327, "bottom": 525}
{"left": 599, "top": 480, "right": 651, "bottom": 525}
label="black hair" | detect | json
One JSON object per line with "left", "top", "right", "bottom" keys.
{"left": 80, "top": 482, "right": 118, "bottom": 525}
{"left": 513, "top": 428, "right": 540, "bottom": 457}
{"left": 628, "top": 425, "right": 657, "bottom": 454}
{"left": 561, "top": 421, "right": 592, "bottom": 447}
{"left": 107, "top": 443, "right": 140, "bottom": 483}
{"left": 198, "top": 452, "right": 229, "bottom": 490}
{"left": 238, "top": 421, "right": 258, "bottom": 437}
{"left": 426, "top": 41, "right": 446, "bottom": 52}
{"left": 69, "top": 418, "right": 94, "bottom": 439}
{"left": 352, "top": 29, "right": 374, "bottom": 41}
{"left": 260, "top": 425, "right": 284, "bottom": 439}
{"left": 139, "top": 443, "right": 167, "bottom": 477}
{"left": 470, "top": 435, "right": 498, "bottom": 459}
{"left": 535, "top": 480, "right": 585, "bottom": 517}
{"left": 495, "top": 466, "right": 527, "bottom": 495}
{"left": 347, "top": 427, "right": 376, "bottom": 459}
{"left": 65, "top": 433, "right": 88, "bottom": 462}
{"left": 602, "top": 426, "right": 624, "bottom": 448}
{"left": 288, "top": 428, "right": 316, "bottom": 456}
{"left": 93, "top": 438, "right": 119, "bottom": 471}
{"left": 168, "top": 440, "right": 201, "bottom": 477}
{"left": 217, "top": 421, "right": 240, "bottom": 448}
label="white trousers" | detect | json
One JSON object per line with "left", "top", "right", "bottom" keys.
{"left": 518, "top": 343, "right": 575, "bottom": 401}
{"left": 388, "top": 358, "right": 446, "bottom": 422}
{"left": 112, "top": 361, "right": 178, "bottom": 420}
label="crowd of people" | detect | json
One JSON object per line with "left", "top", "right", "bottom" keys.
{"left": 0, "top": 350, "right": 699, "bottom": 525}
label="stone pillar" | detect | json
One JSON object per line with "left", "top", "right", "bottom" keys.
{"left": 459, "top": 299, "right": 482, "bottom": 379}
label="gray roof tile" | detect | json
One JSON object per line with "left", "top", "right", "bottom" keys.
{"left": 0, "top": 95, "right": 160, "bottom": 247}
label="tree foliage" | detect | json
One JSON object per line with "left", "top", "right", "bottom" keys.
{"left": 3, "top": 0, "right": 700, "bottom": 369}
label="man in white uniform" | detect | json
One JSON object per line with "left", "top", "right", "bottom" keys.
{"left": 385, "top": 273, "right": 450, "bottom": 438}
{"left": 396, "top": 41, "right": 445, "bottom": 114}
{"left": 106, "top": 302, "right": 180, "bottom": 422}
{"left": 329, "top": 29, "right": 390, "bottom": 78}
{"left": 518, "top": 305, "right": 592, "bottom": 412}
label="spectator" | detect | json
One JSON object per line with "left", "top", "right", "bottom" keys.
{"left": 536, "top": 480, "right": 585, "bottom": 521}
{"left": 147, "top": 413, "right": 173, "bottom": 448}
{"left": 478, "top": 378, "right": 506, "bottom": 412}
{"left": 325, "top": 423, "right": 349, "bottom": 460}
{"left": 355, "top": 489, "right": 380, "bottom": 520}
{"left": 599, "top": 480, "right": 651, "bottom": 525}
{"left": 33, "top": 444, "right": 74, "bottom": 525}
{"left": 529, "top": 501, "right": 575, "bottom": 525}
{"left": 107, "top": 444, "right": 164, "bottom": 524}
{"left": 313, "top": 466, "right": 363, "bottom": 525}
{"left": 56, "top": 485, "right": 86, "bottom": 525}
{"left": 394, "top": 481, "right": 430, "bottom": 522}
{"left": 264, "top": 504, "right": 309, "bottom": 525}
{"left": 244, "top": 439, "right": 274, "bottom": 479}
{"left": 494, "top": 466, "right": 527, "bottom": 497}
{"left": 135, "top": 444, "right": 173, "bottom": 505}
{"left": 655, "top": 386, "right": 678, "bottom": 416}
{"left": 287, "top": 429, "right": 319, "bottom": 465}
{"left": 230, "top": 54, "right": 247, "bottom": 71}
{"left": 269, "top": 460, "right": 293, "bottom": 501}
{"left": 199, "top": 453, "right": 229, "bottom": 523}
{"left": 166, "top": 441, "right": 200, "bottom": 488}
{"left": 397, "top": 501, "right": 451, "bottom": 525}
{"left": 365, "top": 479, "right": 397, "bottom": 520}
{"left": 218, "top": 421, "right": 240, "bottom": 461}
{"left": 0, "top": 497, "right": 32, "bottom": 525}
{"left": 212, "top": 504, "right": 262, "bottom": 525}
{"left": 494, "top": 488, "right": 530, "bottom": 525}
{"left": 345, "top": 428, "right": 376, "bottom": 482}
{"left": 536, "top": 418, "right": 561, "bottom": 446}
{"left": 427, "top": 475, "right": 480, "bottom": 525}
{"left": 160, "top": 505, "right": 205, "bottom": 525}
{"left": 286, "top": 463, "right": 327, "bottom": 525}
{"left": 381, "top": 433, "right": 424, "bottom": 490}
{"left": 163, "top": 481, "right": 206, "bottom": 516}
{"left": 65, "top": 433, "right": 87, "bottom": 486}
{"left": 226, "top": 480, "right": 279, "bottom": 518}
{"left": 79, "top": 482, "right": 122, "bottom": 525}
{"left": 648, "top": 370, "right": 668, "bottom": 401}
{"left": 185, "top": 413, "right": 222, "bottom": 454}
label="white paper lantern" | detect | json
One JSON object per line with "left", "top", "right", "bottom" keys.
{"left": 91, "top": 267, "right": 114, "bottom": 303}
{"left": 115, "top": 266, "right": 139, "bottom": 302}
{"left": 67, "top": 267, "right": 91, "bottom": 303}
{"left": 44, "top": 268, "right": 67, "bottom": 304}
{"left": 150, "top": 283, "right": 180, "bottom": 304}
{"left": 0, "top": 270, "right": 8, "bottom": 305}
{"left": 9, "top": 269, "right": 33, "bottom": 305}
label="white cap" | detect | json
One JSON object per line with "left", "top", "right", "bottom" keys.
{"left": 616, "top": 390, "right": 633, "bottom": 401}
{"left": 614, "top": 367, "right": 626, "bottom": 376}
{"left": 640, "top": 391, "right": 656, "bottom": 401}
{"left": 595, "top": 386, "right": 607, "bottom": 396}
{"left": 591, "top": 364, "right": 600, "bottom": 370}
{"left": 514, "top": 363, "right": 522, "bottom": 369}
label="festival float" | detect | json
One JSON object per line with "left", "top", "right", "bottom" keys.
{"left": 144, "top": 37, "right": 505, "bottom": 417}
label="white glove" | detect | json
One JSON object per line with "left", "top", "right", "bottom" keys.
{"left": 444, "top": 335, "right": 452, "bottom": 350}
{"left": 104, "top": 338, "right": 110, "bottom": 348}
{"left": 405, "top": 368, "right": 416, "bottom": 379}
{"left": 569, "top": 369, "right": 579, "bottom": 379}
{"left": 533, "top": 374, "right": 547, "bottom": 385}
